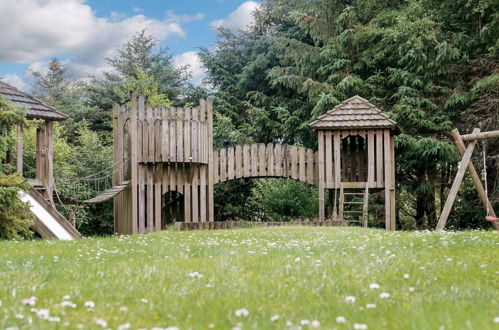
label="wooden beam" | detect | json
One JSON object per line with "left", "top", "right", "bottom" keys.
{"left": 16, "top": 126, "right": 23, "bottom": 174}
{"left": 436, "top": 128, "right": 480, "bottom": 230}
{"left": 461, "top": 130, "right": 499, "bottom": 141}
{"left": 451, "top": 129, "right": 498, "bottom": 230}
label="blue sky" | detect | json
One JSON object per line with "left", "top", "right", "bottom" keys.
{"left": 0, "top": 0, "right": 260, "bottom": 90}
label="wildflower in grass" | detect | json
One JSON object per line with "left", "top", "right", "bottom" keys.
{"left": 61, "top": 301, "right": 76, "bottom": 308}
{"left": 208, "top": 323, "right": 215, "bottom": 328}
{"left": 84, "top": 301, "right": 95, "bottom": 309}
{"left": 62, "top": 295, "right": 70, "bottom": 300}
{"left": 36, "top": 309, "right": 50, "bottom": 320}
{"left": 49, "top": 316, "right": 61, "bottom": 322}
{"left": 94, "top": 318, "right": 108, "bottom": 328}
{"left": 380, "top": 292, "right": 390, "bottom": 298}
{"left": 403, "top": 274, "right": 409, "bottom": 279}
{"left": 22, "top": 297, "right": 36, "bottom": 306}
{"left": 311, "top": 320, "right": 320, "bottom": 327}
{"left": 354, "top": 323, "right": 368, "bottom": 329}
{"left": 300, "top": 319, "right": 310, "bottom": 325}
{"left": 369, "top": 283, "right": 380, "bottom": 289}
{"left": 188, "top": 272, "right": 204, "bottom": 278}
{"left": 15, "top": 314, "right": 24, "bottom": 319}
{"left": 408, "top": 287, "right": 415, "bottom": 292}
{"left": 494, "top": 317, "right": 499, "bottom": 323}
{"left": 366, "top": 304, "right": 376, "bottom": 309}
{"left": 141, "top": 298, "right": 149, "bottom": 303}
{"left": 120, "top": 306, "right": 129, "bottom": 312}
{"left": 118, "top": 323, "right": 131, "bottom": 330}
{"left": 270, "top": 315, "right": 280, "bottom": 321}
{"left": 336, "top": 316, "right": 346, "bottom": 323}
{"left": 346, "top": 296, "right": 356, "bottom": 303}
{"left": 235, "top": 308, "right": 249, "bottom": 317}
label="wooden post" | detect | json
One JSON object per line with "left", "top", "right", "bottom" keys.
{"left": 383, "top": 129, "right": 392, "bottom": 230}
{"left": 16, "top": 126, "right": 23, "bottom": 174}
{"left": 436, "top": 128, "right": 480, "bottom": 230}
{"left": 207, "top": 98, "right": 214, "bottom": 222}
{"left": 130, "top": 97, "right": 139, "bottom": 234}
{"left": 318, "top": 131, "right": 325, "bottom": 221}
{"left": 451, "top": 129, "right": 498, "bottom": 230}
{"left": 35, "top": 122, "right": 46, "bottom": 186}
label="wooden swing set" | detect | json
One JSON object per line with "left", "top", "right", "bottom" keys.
{"left": 436, "top": 128, "right": 499, "bottom": 230}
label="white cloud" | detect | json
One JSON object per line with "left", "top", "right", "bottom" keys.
{"left": 1, "top": 74, "right": 28, "bottom": 90}
{"left": 211, "top": 1, "right": 260, "bottom": 32}
{"left": 173, "top": 51, "right": 205, "bottom": 84}
{"left": 0, "top": 0, "right": 191, "bottom": 79}
{"left": 166, "top": 11, "right": 205, "bottom": 23}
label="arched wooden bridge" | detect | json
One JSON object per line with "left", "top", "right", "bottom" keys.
{"left": 214, "top": 143, "right": 317, "bottom": 185}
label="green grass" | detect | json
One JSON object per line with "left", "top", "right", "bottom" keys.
{"left": 1, "top": 227, "right": 498, "bottom": 329}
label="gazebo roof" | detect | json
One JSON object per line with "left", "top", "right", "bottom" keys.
{"left": 0, "top": 81, "right": 67, "bottom": 121}
{"left": 309, "top": 95, "right": 399, "bottom": 133}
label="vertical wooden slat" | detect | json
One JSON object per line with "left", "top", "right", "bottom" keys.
{"left": 161, "top": 108, "right": 169, "bottom": 162}
{"left": 200, "top": 165, "right": 207, "bottom": 222}
{"left": 267, "top": 144, "right": 274, "bottom": 177}
{"left": 138, "top": 164, "right": 145, "bottom": 233}
{"left": 184, "top": 165, "right": 191, "bottom": 223}
{"left": 147, "top": 107, "right": 154, "bottom": 163}
{"left": 290, "top": 145, "right": 298, "bottom": 180}
{"left": 227, "top": 147, "right": 235, "bottom": 180}
{"left": 243, "top": 144, "right": 250, "bottom": 178}
{"left": 191, "top": 166, "right": 199, "bottom": 223}
{"left": 235, "top": 145, "right": 242, "bottom": 178}
{"left": 206, "top": 98, "right": 215, "bottom": 222}
{"left": 275, "top": 144, "right": 282, "bottom": 177}
{"left": 325, "top": 132, "right": 333, "bottom": 188}
{"left": 318, "top": 131, "right": 325, "bottom": 221}
{"left": 368, "top": 130, "right": 375, "bottom": 188}
{"left": 333, "top": 132, "right": 341, "bottom": 189}
{"left": 191, "top": 108, "right": 198, "bottom": 163}
{"left": 251, "top": 144, "right": 258, "bottom": 177}
{"left": 169, "top": 107, "right": 176, "bottom": 162}
{"left": 213, "top": 150, "right": 219, "bottom": 183}
{"left": 383, "top": 129, "right": 392, "bottom": 230}
{"left": 154, "top": 165, "right": 162, "bottom": 231}
{"left": 177, "top": 107, "right": 184, "bottom": 162}
{"left": 306, "top": 149, "right": 314, "bottom": 184}
{"left": 184, "top": 108, "right": 191, "bottom": 162}
{"left": 130, "top": 97, "right": 140, "bottom": 234}
{"left": 299, "top": 147, "right": 306, "bottom": 182}
{"left": 220, "top": 148, "right": 227, "bottom": 182}
{"left": 146, "top": 166, "right": 153, "bottom": 232}
{"left": 258, "top": 143, "right": 266, "bottom": 176}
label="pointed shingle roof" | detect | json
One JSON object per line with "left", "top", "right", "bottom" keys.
{"left": 309, "top": 95, "right": 399, "bottom": 133}
{"left": 0, "top": 81, "right": 67, "bottom": 121}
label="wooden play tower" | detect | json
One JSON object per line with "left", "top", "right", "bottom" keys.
{"left": 112, "top": 95, "right": 399, "bottom": 233}
{"left": 309, "top": 96, "right": 400, "bottom": 230}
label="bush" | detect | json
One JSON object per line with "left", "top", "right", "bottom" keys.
{"left": 248, "top": 179, "right": 318, "bottom": 222}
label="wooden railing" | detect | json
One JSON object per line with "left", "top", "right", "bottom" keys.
{"left": 214, "top": 143, "right": 318, "bottom": 185}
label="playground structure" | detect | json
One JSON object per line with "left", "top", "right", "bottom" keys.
{"left": 0, "top": 81, "right": 81, "bottom": 239}
{"left": 436, "top": 128, "right": 499, "bottom": 230}
{"left": 111, "top": 95, "right": 400, "bottom": 234}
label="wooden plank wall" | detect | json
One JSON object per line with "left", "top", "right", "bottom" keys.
{"left": 213, "top": 143, "right": 318, "bottom": 185}
{"left": 315, "top": 129, "right": 388, "bottom": 189}
{"left": 113, "top": 97, "right": 213, "bottom": 235}
{"left": 134, "top": 104, "right": 209, "bottom": 164}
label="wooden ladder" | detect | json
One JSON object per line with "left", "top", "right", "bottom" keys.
{"left": 338, "top": 183, "right": 369, "bottom": 227}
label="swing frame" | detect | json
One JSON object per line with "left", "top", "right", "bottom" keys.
{"left": 436, "top": 128, "right": 499, "bottom": 230}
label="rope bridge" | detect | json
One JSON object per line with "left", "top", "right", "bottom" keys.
{"left": 53, "top": 158, "right": 131, "bottom": 204}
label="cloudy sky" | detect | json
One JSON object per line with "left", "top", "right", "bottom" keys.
{"left": 0, "top": 0, "right": 261, "bottom": 90}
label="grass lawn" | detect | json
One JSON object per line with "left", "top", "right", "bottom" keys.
{"left": 0, "top": 227, "right": 498, "bottom": 329}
